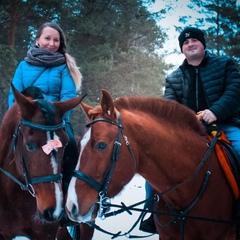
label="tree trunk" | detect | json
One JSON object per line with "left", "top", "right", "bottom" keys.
{"left": 8, "top": 0, "right": 20, "bottom": 47}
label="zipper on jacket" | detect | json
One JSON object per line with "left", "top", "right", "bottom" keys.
{"left": 195, "top": 67, "right": 199, "bottom": 111}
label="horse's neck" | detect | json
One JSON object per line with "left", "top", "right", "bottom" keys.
{"left": 125, "top": 113, "right": 208, "bottom": 196}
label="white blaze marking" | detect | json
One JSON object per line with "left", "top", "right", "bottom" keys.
{"left": 45, "top": 131, "right": 63, "bottom": 217}
{"left": 53, "top": 182, "right": 63, "bottom": 218}
{"left": 76, "top": 128, "right": 91, "bottom": 169}
{"left": 46, "top": 131, "right": 59, "bottom": 174}
{"left": 66, "top": 128, "right": 91, "bottom": 218}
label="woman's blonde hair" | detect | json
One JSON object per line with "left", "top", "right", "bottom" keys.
{"left": 36, "top": 22, "right": 82, "bottom": 91}
{"left": 65, "top": 53, "right": 82, "bottom": 92}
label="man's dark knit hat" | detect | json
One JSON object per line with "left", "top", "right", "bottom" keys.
{"left": 178, "top": 27, "right": 206, "bottom": 52}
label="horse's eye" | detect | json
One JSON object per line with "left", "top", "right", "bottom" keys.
{"left": 96, "top": 142, "right": 107, "bottom": 150}
{"left": 26, "top": 141, "right": 37, "bottom": 151}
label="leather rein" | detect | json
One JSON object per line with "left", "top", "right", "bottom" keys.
{"left": 0, "top": 119, "right": 65, "bottom": 197}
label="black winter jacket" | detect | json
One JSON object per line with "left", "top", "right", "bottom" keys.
{"left": 164, "top": 51, "right": 240, "bottom": 123}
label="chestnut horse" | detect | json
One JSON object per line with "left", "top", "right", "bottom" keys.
{"left": 66, "top": 89, "right": 237, "bottom": 239}
{"left": 0, "top": 85, "right": 93, "bottom": 239}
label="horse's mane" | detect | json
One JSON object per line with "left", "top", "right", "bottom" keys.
{"left": 21, "top": 86, "right": 44, "bottom": 99}
{"left": 114, "top": 96, "right": 207, "bottom": 136}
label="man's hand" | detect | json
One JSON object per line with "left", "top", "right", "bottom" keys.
{"left": 197, "top": 109, "right": 217, "bottom": 124}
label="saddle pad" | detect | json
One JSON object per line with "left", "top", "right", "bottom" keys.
{"left": 208, "top": 131, "right": 239, "bottom": 200}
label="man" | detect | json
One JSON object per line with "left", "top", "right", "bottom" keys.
{"left": 140, "top": 26, "right": 240, "bottom": 234}
{"left": 165, "top": 27, "right": 240, "bottom": 157}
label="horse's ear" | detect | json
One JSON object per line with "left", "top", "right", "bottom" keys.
{"left": 11, "top": 83, "right": 37, "bottom": 118}
{"left": 80, "top": 102, "right": 93, "bottom": 119}
{"left": 101, "top": 89, "right": 116, "bottom": 118}
{"left": 54, "top": 95, "right": 86, "bottom": 117}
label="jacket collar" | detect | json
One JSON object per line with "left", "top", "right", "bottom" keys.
{"left": 180, "top": 50, "right": 210, "bottom": 70}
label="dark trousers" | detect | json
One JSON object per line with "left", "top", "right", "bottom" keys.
{"left": 145, "top": 181, "right": 154, "bottom": 210}
{"left": 62, "top": 122, "right": 79, "bottom": 195}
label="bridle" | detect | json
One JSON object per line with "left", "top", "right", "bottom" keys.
{"left": 0, "top": 118, "right": 65, "bottom": 197}
{"left": 72, "top": 111, "right": 137, "bottom": 218}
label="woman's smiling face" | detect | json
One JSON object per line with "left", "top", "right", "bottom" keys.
{"left": 36, "top": 26, "right": 60, "bottom": 52}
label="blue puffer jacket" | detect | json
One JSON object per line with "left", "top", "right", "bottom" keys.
{"left": 164, "top": 51, "right": 240, "bottom": 123}
{"left": 8, "top": 61, "right": 77, "bottom": 122}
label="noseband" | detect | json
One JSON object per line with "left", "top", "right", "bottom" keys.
{"left": 72, "top": 111, "right": 136, "bottom": 218}
{"left": 0, "top": 118, "right": 65, "bottom": 197}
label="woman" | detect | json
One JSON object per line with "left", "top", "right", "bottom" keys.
{"left": 8, "top": 22, "right": 81, "bottom": 234}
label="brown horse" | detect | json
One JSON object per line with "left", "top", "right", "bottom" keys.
{"left": 0, "top": 85, "right": 93, "bottom": 240}
{"left": 66, "top": 89, "right": 237, "bottom": 239}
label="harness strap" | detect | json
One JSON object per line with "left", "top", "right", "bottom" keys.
{"left": 31, "top": 173, "right": 63, "bottom": 184}
{"left": 8, "top": 123, "right": 21, "bottom": 156}
{"left": 121, "top": 129, "right": 137, "bottom": 169}
{"left": 72, "top": 171, "right": 101, "bottom": 192}
{"left": 156, "top": 131, "right": 219, "bottom": 197}
{"left": 177, "top": 170, "right": 211, "bottom": 240}
{"left": 0, "top": 167, "right": 29, "bottom": 191}
{"left": 86, "top": 118, "right": 122, "bottom": 128}
{"left": 87, "top": 219, "right": 154, "bottom": 239}
{"left": 20, "top": 119, "right": 65, "bottom": 131}
{"left": 0, "top": 168, "right": 63, "bottom": 189}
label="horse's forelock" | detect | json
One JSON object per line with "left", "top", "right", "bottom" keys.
{"left": 36, "top": 99, "right": 57, "bottom": 125}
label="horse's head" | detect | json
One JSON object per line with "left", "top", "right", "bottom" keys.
{"left": 66, "top": 89, "right": 136, "bottom": 223}
{"left": 9, "top": 85, "right": 84, "bottom": 222}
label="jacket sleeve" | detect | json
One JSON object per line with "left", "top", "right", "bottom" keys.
{"left": 8, "top": 62, "right": 25, "bottom": 108}
{"left": 164, "top": 75, "right": 179, "bottom": 101}
{"left": 60, "top": 66, "right": 77, "bottom": 122}
{"left": 206, "top": 57, "right": 240, "bottom": 121}
{"left": 60, "top": 66, "right": 77, "bottom": 101}
{"left": 164, "top": 69, "right": 183, "bottom": 103}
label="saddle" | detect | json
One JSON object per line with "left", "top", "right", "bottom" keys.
{"left": 207, "top": 126, "right": 240, "bottom": 200}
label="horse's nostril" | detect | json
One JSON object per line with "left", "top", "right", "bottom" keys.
{"left": 43, "top": 207, "right": 55, "bottom": 222}
{"left": 72, "top": 203, "right": 78, "bottom": 215}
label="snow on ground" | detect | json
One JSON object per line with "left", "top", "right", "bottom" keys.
{"left": 92, "top": 174, "right": 158, "bottom": 240}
